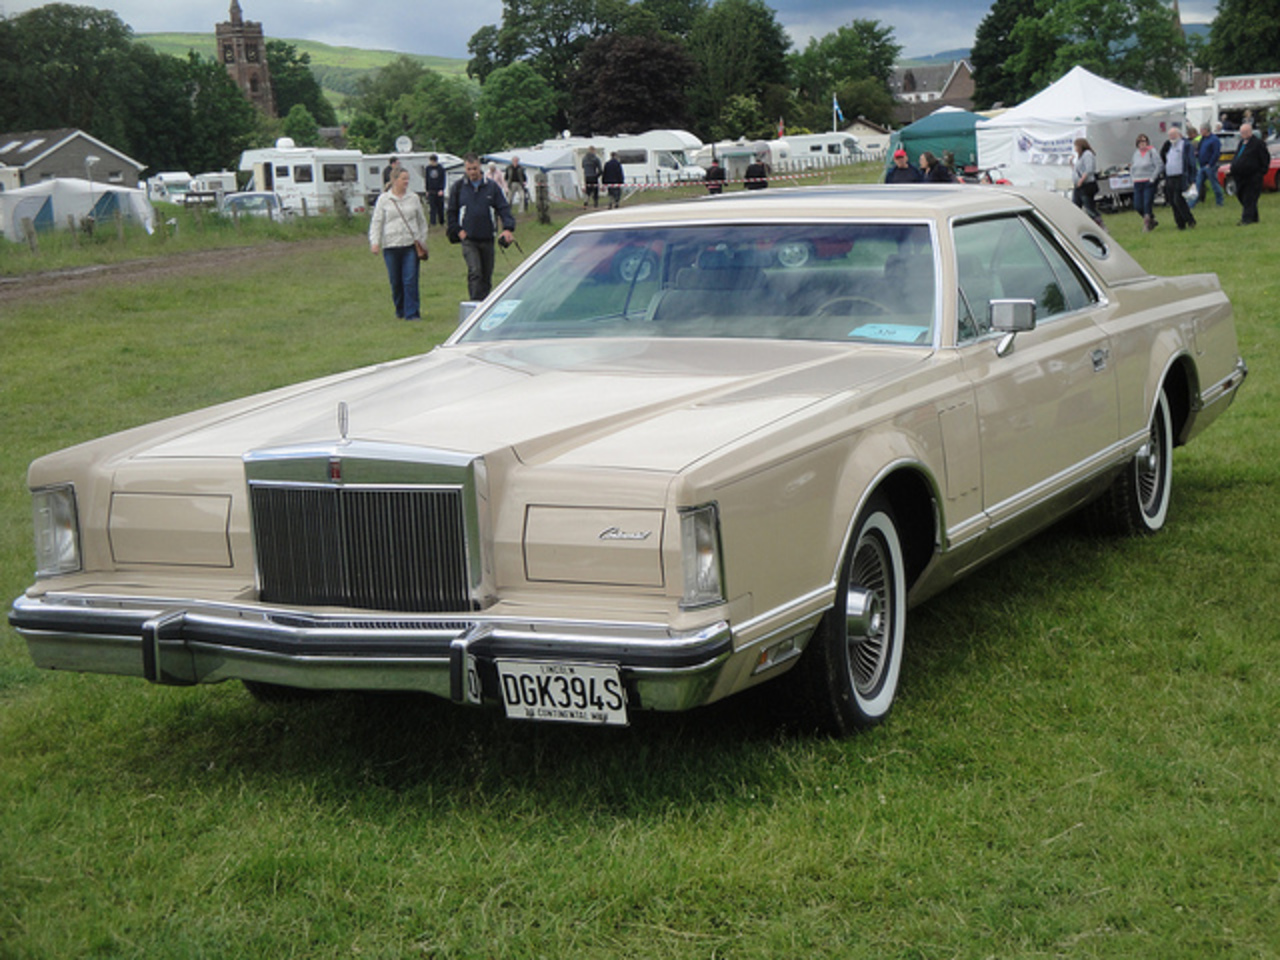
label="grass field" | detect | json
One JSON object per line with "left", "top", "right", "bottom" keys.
{"left": 1, "top": 176, "right": 1277, "bottom": 958}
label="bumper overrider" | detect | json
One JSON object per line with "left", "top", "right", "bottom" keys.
{"left": 9, "top": 592, "right": 733, "bottom": 714}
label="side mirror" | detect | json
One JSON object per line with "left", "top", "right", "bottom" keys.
{"left": 458, "top": 301, "right": 480, "bottom": 326}
{"left": 989, "top": 299, "right": 1036, "bottom": 357}
{"left": 990, "top": 299, "right": 1036, "bottom": 332}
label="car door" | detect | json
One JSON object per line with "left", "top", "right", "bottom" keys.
{"left": 954, "top": 214, "right": 1119, "bottom": 528}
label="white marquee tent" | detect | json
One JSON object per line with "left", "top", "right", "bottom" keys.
{"left": 976, "top": 66, "right": 1185, "bottom": 189}
{"left": 1, "top": 177, "right": 155, "bottom": 240}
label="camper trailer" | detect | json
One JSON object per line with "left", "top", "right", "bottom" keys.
{"left": 146, "top": 171, "right": 193, "bottom": 204}
{"left": 692, "top": 140, "right": 792, "bottom": 182}
{"left": 782, "top": 133, "right": 863, "bottom": 165}
{"left": 544, "top": 130, "right": 706, "bottom": 185}
{"left": 238, "top": 140, "right": 364, "bottom": 214}
{"left": 183, "top": 171, "right": 238, "bottom": 206}
{"left": 359, "top": 152, "right": 465, "bottom": 207}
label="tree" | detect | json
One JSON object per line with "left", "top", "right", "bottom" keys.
{"left": 633, "top": 0, "right": 708, "bottom": 37}
{"left": 267, "top": 40, "right": 337, "bottom": 127}
{"left": 474, "top": 62, "right": 558, "bottom": 149}
{"left": 0, "top": 5, "right": 256, "bottom": 174}
{"left": 685, "top": 0, "right": 791, "bottom": 138}
{"left": 832, "top": 76, "right": 896, "bottom": 129}
{"left": 391, "top": 73, "right": 479, "bottom": 155}
{"left": 790, "top": 19, "right": 899, "bottom": 103}
{"left": 345, "top": 56, "right": 431, "bottom": 150}
{"left": 1206, "top": 0, "right": 1280, "bottom": 74}
{"left": 182, "top": 52, "right": 259, "bottom": 174}
{"left": 787, "top": 19, "right": 899, "bottom": 129}
{"left": 0, "top": 3, "right": 135, "bottom": 134}
{"left": 970, "top": 0, "right": 1040, "bottom": 108}
{"left": 568, "top": 32, "right": 696, "bottom": 134}
{"left": 468, "top": 0, "right": 618, "bottom": 98}
{"left": 281, "top": 104, "right": 321, "bottom": 146}
{"left": 1003, "top": 0, "right": 1189, "bottom": 100}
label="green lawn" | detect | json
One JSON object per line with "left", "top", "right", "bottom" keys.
{"left": 1, "top": 180, "right": 1277, "bottom": 958}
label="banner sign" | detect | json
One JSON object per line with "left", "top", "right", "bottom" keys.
{"left": 1013, "top": 127, "right": 1087, "bottom": 166}
{"left": 1214, "top": 74, "right": 1280, "bottom": 107}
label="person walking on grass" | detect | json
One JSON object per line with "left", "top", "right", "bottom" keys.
{"left": 1190, "top": 123, "right": 1224, "bottom": 209}
{"left": 369, "top": 167, "right": 427, "bottom": 321}
{"left": 1231, "top": 122, "right": 1268, "bottom": 225}
{"left": 1131, "top": 133, "right": 1162, "bottom": 232}
{"left": 1159, "top": 124, "right": 1197, "bottom": 231}
{"left": 447, "top": 153, "right": 516, "bottom": 301}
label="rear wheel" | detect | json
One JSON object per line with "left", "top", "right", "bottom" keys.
{"left": 1086, "top": 388, "right": 1173, "bottom": 535}
{"left": 789, "top": 499, "right": 906, "bottom": 735}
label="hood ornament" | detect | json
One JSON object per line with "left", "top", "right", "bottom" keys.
{"left": 337, "top": 401, "right": 349, "bottom": 442}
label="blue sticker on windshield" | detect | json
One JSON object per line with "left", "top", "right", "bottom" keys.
{"left": 848, "top": 324, "right": 928, "bottom": 343}
{"left": 480, "top": 300, "right": 520, "bottom": 331}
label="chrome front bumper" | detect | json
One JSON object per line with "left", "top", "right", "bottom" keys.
{"left": 9, "top": 593, "right": 733, "bottom": 713}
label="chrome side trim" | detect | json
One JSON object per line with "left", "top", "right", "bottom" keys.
{"left": 1195, "top": 357, "right": 1248, "bottom": 411}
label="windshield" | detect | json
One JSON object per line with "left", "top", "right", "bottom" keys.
{"left": 459, "top": 223, "right": 937, "bottom": 345}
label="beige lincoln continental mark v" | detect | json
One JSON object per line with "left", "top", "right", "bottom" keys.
{"left": 11, "top": 186, "right": 1247, "bottom": 735}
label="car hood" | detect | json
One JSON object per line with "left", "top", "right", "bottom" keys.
{"left": 136, "top": 338, "right": 929, "bottom": 473}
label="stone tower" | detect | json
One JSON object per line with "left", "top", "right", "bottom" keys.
{"left": 216, "top": 0, "right": 277, "bottom": 117}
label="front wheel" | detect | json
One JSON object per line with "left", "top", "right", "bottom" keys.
{"left": 787, "top": 499, "right": 907, "bottom": 736}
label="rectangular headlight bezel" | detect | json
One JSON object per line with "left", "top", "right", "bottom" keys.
{"left": 33, "top": 483, "right": 82, "bottom": 578}
{"left": 679, "top": 502, "right": 724, "bottom": 609}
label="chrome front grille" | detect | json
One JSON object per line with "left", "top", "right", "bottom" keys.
{"left": 249, "top": 484, "right": 471, "bottom": 613}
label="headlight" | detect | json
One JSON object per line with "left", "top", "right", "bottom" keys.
{"left": 33, "top": 484, "right": 81, "bottom": 577}
{"left": 680, "top": 503, "right": 723, "bottom": 607}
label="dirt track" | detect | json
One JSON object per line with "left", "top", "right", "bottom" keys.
{"left": 0, "top": 236, "right": 354, "bottom": 306}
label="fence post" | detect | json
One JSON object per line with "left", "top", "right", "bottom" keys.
{"left": 67, "top": 215, "right": 79, "bottom": 246}
{"left": 22, "top": 217, "right": 38, "bottom": 253}
{"left": 115, "top": 209, "right": 125, "bottom": 245}
{"left": 535, "top": 172, "right": 551, "bottom": 225}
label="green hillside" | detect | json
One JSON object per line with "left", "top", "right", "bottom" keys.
{"left": 136, "top": 33, "right": 468, "bottom": 100}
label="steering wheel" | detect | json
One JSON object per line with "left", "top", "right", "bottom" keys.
{"left": 815, "top": 295, "right": 892, "bottom": 317}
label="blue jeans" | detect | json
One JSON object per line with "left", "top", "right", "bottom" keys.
{"left": 382, "top": 244, "right": 420, "bottom": 319}
{"left": 1132, "top": 180, "right": 1157, "bottom": 219}
{"left": 1192, "top": 163, "right": 1224, "bottom": 207}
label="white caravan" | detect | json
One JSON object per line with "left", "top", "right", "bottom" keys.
{"left": 542, "top": 130, "right": 706, "bottom": 185}
{"left": 146, "top": 171, "right": 193, "bottom": 204}
{"left": 238, "top": 139, "right": 365, "bottom": 214}
{"left": 782, "top": 132, "right": 863, "bottom": 164}
{"left": 359, "top": 152, "right": 466, "bottom": 206}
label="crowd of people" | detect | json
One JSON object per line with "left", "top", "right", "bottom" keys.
{"left": 881, "top": 117, "right": 1270, "bottom": 234}
{"left": 370, "top": 116, "right": 1271, "bottom": 321}
{"left": 1124, "top": 120, "right": 1269, "bottom": 231}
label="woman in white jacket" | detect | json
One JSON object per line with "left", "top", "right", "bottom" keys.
{"left": 369, "top": 167, "right": 428, "bottom": 320}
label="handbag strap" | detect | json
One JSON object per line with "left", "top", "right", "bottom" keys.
{"left": 390, "top": 192, "right": 421, "bottom": 242}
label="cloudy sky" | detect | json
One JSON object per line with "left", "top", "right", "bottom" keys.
{"left": 1, "top": 0, "right": 1217, "bottom": 61}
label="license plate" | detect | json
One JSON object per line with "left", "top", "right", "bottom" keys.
{"left": 496, "top": 659, "right": 628, "bottom": 726}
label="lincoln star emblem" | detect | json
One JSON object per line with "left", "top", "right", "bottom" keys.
{"left": 599, "top": 527, "right": 651, "bottom": 541}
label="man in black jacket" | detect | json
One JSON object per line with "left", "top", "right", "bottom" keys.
{"left": 602, "top": 152, "right": 625, "bottom": 208}
{"left": 423, "top": 154, "right": 447, "bottom": 225}
{"left": 447, "top": 154, "right": 516, "bottom": 300}
{"left": 581, "top": 146, "right": 603, "bottom": 207}
{"left": 1230, "top": 123, "right": 1269, "bottom": 225}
